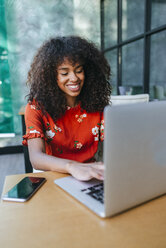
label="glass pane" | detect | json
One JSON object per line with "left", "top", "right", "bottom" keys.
{"left": 0, "top": 0, "right": 101, "bottom": 147}
{"left": 122, "top": 40, "right": 144, "bottom": 94}
{"left": 104, "top": 0, "right": 117, "bottom": 48}
{"left": 105, "top": 49, "right": 117, "bottom": 95}
{"left": 74, "top": 0, "right": 100, "bottom": 45}
{"left": 122, "top": 0, "right": 145, "bottom": 41}
{"left": 150, "top": 31, "right": 166, "bottom": 100}
{"left": 0, "top": 56, "right": 14, "bottom": 133}
{"left": 151, "top": 0, "right": 166, "bottom": 29}
{"left": 0, "top": 0, "right": 14, "bottom": 135}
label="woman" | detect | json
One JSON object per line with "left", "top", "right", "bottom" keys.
{"left": 23, "top": 36, "right": 111, "bottom": 181}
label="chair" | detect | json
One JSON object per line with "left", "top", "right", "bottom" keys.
{"left": 110, "top": 94, "right": 149, "bottom": 105}
{"left": 33, "top": 168, "right": 44, "bottom": 173}
{"left": 153, "top": 85, "right": 166, "bottom": 100}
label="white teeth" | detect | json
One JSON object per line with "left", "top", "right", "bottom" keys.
{"left": 68, "top": 85, "right": 78, "bottom": 89}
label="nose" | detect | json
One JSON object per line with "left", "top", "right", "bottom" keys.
{"left": 69, "top": 72, "right": 78, "bottom": 82}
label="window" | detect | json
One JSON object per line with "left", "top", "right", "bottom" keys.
{"left": 150, "top": 30, "right": 166, "bottom": 99}
{"left": 0, "top": 0, "right": 14, "bottom": 135}
{"left": 0, "top": 0, "right": 101, "bottom": 152}
{"left": 104, "top": 0, "right": 117, "bottom": 48}
{"left": 101, "top": 0, "right": 166, "bottom": 99}
{"left": 0, "top": 0, "right": 101, "bottom": 146}
{"left": 122, "top": 0, "right": 145, "bottom": 41}
{"left": 122, "top": 40, "right": 144, "bottom": 94}
{"left": 105, "top": 49, "right": 117, "bottom": 95}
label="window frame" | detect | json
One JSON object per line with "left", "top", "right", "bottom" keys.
{"left": 100, "top": 0, "right": 166, "bottom": 95}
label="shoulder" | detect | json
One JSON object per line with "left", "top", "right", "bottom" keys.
{"left": 25, "top": 99, "right": 43, "bottom": 118}
{"left": 25, "top": 99, "right": 40, "bottom": 111}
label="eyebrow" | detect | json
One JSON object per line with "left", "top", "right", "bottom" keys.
{"left": 58, "top": 64, "right": 83, "bottom": 71}
{"left": 58, "top": 68, "right": 68, "bottom": 71}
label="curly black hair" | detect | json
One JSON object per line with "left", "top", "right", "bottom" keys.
{"left": 27, "top": 36, "right": 111, "bottom": 120}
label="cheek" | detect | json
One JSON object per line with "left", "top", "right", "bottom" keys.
{"left": 57, "top": 76, "right": 66, "bottom": 87}
{"left": 80, "top": 73, "right": 85, "bottom": 82}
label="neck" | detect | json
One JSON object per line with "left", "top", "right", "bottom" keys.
{"left": 66, "top": 96, "right": 77, "bottom": 108}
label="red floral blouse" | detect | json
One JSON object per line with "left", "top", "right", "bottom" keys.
{"left": 22, "top": 100, "right": 104, "bottom": 163}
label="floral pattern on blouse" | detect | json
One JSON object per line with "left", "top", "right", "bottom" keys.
{"left": 92, "top": 119, "right": 104, "bottom": 142}
{"left": 23, "top": 100, "right": 104, "bottom": 163}
{"left": 92, "top": 126, "right": 99, "bottom": 141}
{"left": 100, "top": 120, "right": 104, "bottom": 141}
{"left": 45, "top": 130, "right": 55, "bottom": 140}
{"left": 30, "top": 105, "right": 36, "bottom": 110}
{"left": 30, "top": 104, "right": 40, "bottom": 110}
{"left": 29, "top": 130, "right": 41, "bottom": 134}
{"left": 75, "top": 113, "right": 87, "bottom": 123}
{"left": 55, "top": 146, "right": 63, "bottom": 154}
{"left": 45, "top": 122, "right": 62, "bottom": 142}
{"left": 28, "top": 125, "right": 34, "bottom": 129}
{"left": 54, "top": 124, "right": 62, "bottom": 133}
{"left": 27, "top": 126, "right": 41, "bottom": 135}
{"left": 74, "top": 141, "right": 83, "bottom": 149}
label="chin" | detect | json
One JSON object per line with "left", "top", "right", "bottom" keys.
{"left": 69, "top": 91, "right": 81, "bottom": 97}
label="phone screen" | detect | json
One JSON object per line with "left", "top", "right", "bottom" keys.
{"left": 2, "top": 177, "right": 46, "bottom": 202}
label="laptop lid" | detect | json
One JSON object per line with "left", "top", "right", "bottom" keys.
{"left": 104, "top": 101, "right": 166, "bottom": 216}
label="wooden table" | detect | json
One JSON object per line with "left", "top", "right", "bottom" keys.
{"left": 0, "top": 171, "right": 166, "bottom": 248}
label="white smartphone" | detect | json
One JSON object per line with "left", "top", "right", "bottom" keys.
{"left": 2, "top": 176, "right": 46, "bottom": 202}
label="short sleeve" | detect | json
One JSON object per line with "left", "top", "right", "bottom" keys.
{"left": 22, "top": 102, "right": 45, "bottom": 146}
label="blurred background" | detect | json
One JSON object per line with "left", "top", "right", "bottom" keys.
{"left": 0, "top": 0, "right": 166, "bottom": 151}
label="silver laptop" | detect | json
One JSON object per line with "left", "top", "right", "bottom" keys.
{"left": 54, "top": 101, "right": 166, "bottom": 218}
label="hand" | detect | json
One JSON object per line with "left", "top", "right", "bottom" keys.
{"left": 66, "top": 162, "right": 104, "bottom": 181}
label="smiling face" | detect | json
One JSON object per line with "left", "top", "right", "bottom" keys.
{"left": 57, "top": 59, "right": 85, "bottom": 107}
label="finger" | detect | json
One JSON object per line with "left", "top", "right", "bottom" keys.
{"left": 90, "top": 169, "right": 104, "bottom": 181}
{"left": 94, "top": 173, "right": 104, "bottom": 181}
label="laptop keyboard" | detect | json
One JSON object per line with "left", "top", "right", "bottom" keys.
{"left": 81, "top": 182, "right": 104, "bottom": 204}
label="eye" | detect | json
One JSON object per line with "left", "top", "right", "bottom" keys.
{"left": 61, "top": 72, "right": 68, "bottom": 76}
{"left": 76, "top": 68, "right": 84, "bottom": 74}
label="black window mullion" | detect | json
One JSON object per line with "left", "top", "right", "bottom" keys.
{"left": 143, "top": 0, "right": 152, "bottom": 94}
{"left": 104, "top": 24, "right": 166, "bottom": 53}
{"left": 117, "top": 0, "right": 122, "bottom": 94}
{"left": 103, "top": 0, "right": 166, "bottom": 97}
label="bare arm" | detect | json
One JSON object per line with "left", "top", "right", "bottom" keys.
{"left": 27, "top": 138, "right": 104, "bottom": 181}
